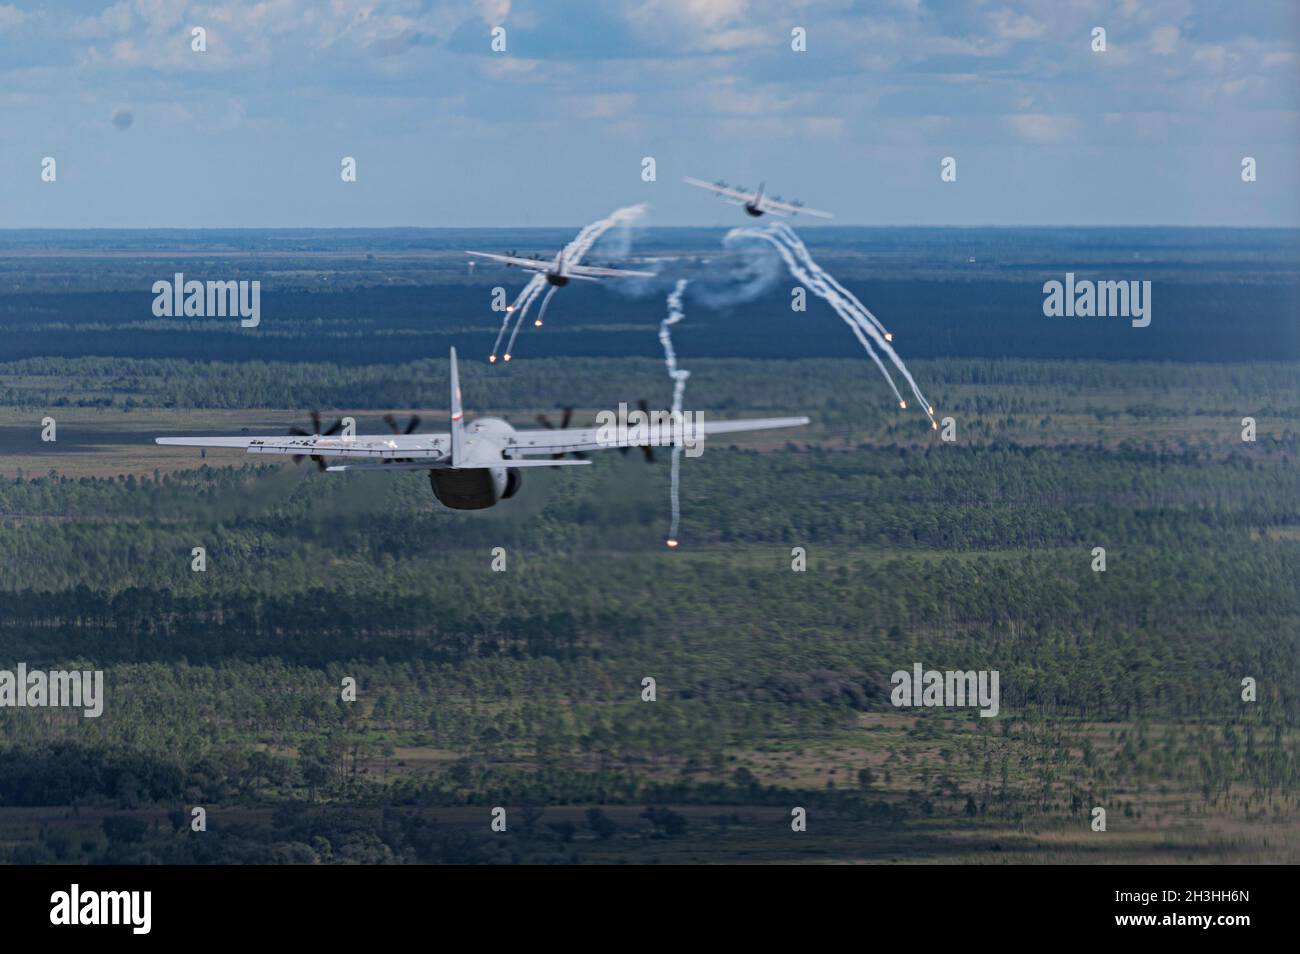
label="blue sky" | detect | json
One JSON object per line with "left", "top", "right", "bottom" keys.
{"left": 1, "top": 0, "right": 1297, "bottom": 227}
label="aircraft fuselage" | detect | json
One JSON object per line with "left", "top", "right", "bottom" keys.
{"left": 545, "top": 272, "right": 570, "bottom": 286}
{"left": 429, "top": 466, "right": 520, "bottom": 509}
{"left": 428, "top": 416, "right": 525, "bottom": 509}
{"left": 744, "top": 203, "right": 764, "bottom": 217}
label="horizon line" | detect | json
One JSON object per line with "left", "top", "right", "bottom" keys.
{"left": 0, "top": 223, "right": 1297, "bottom": 232}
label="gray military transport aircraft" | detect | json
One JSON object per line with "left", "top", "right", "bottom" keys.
{"left": 156, "top": 348, "right": 809, "bottom": 511}
{"left": 464, "top": 249, "right": 655, "bottom": 287}
{"left": 682, "top": 177, "right": 834, "bottom": 219}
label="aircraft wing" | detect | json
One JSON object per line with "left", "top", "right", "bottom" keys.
{"left": 157, "top": 414, "right": 810, "bottom": 465}
{"left": 565, "top": 263, "right": 657, "bottom": 279}
{"left": 757, "top": 196, "right": 833, "bottom": 219}
{"left": 683, "top": 176, "right": 755, "bottom": 204}
{"left": 506, "top": 415, "right": 810, "bottom": 456}
{"left": 465, "top": 251, "right": 550, "bottom": 272}
{"left": 325, "top": 459, "right": 589, "bottom": 472}
{"left": 156, "top": 433, "right": 452, "bottom": 462}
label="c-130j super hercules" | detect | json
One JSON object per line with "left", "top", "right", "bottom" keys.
{"left": 157, "top": 348, "right": 809, "bottom": 511}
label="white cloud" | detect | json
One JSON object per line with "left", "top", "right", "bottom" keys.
{"left": 1006, "top": 112, "right": 1079, "bottom": 143}
{"left": 921, "top": 34, "right": 1011, "bottom": 58}
{"left": 474, "top": 0, "right": 511, "bottom": 24}
{"left": 629, "top": 0, "right": 749, "bottom": 31}
{"left": 1150, "top": 26, "right": 1178, "bottom": 56}
{"left": 1191, "top": 44, "right": 1232, "bottom": 71}
{"left": 577, "top": 92, "right": 637, "bottom": 119}
{"left": 802, "top": 116, "right": 845, "bottom": 138}
{"left": 0, "top": 3, "right": 26, "bottom": 30}
{"left": 71, "top": 0, "right": 445, "bottom": 72}
{"left": 623, "top": 0, "right": 761, "bottom": 53}
{"left": 707, "top": 85, "right": 794, "bottom": 117}
{"left": 990, "top": 9, "right": 1046, "bottom": 42}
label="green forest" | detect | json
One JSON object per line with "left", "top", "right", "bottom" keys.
{"left": 1, "top": 352, "right": 1297, "bottom": 863}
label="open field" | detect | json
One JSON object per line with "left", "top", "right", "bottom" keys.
{"left": 2, "top": 356, "right": 1296, "bottom": 479}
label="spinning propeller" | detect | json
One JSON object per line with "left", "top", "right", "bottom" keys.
{"left": 287, "top": 411, "right": 344, "bottom": 471}
{"left": 536, "top": 406, "right": 587, "bottom": 459}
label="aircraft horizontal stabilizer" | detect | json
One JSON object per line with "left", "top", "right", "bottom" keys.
{"left": 325, "top": 459, "right": 590, "bottom": 473}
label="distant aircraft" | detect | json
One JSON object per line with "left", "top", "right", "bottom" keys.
{"left": 464, "top": 249, "right": 655, "bottom": 286}
{"left": 156, "top": 348, "right": 809, "bottom": 511}
{"left": 683, "top": 177, "right": 833, "bottom": 219}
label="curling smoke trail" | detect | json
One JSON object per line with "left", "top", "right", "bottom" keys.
{"left": 727, "top": 221, "right": 936, "bottom": 426}
{"left": 660, "top": 279, "right": 690, "bottom": 546}
{"left": 490, "top": 274, "right": 545, "bottom": 360}
{"left": 491, "top": 203, "right": 648, "bottom": 362}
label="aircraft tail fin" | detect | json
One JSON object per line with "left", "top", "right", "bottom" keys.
{"left": 449, "top": 347, "right": 465, "bottom": 465}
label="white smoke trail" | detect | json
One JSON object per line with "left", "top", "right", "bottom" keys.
{"left": 728, "top": 226, "right": 903, "bottom": 406}
{"left": 768, "top": 222, "right": 933, "bottom": 419}
{"left": 534, "top": 283, "right": 559, "bottom": 328}
{"left": 661, "top": 279, "right": 691, "bottom": 415}
{"left": 727, "top": 221, "right": 936, "bottom": 426}
{"left": 566, "top": 202, "right": 646, "bottom": 263}
{"left": 660, "top": 279, "right": 690, "bottom": 547}
{"left": 490, "top": 273, "right": 545, "bottom": 360}
{"left": 503, "top": 281, "right": 558, "bottom": 358}
{"left": 689, "top": 238, "right": 783, "bottom": 309}
{"left": 491, "top": 203, "right": 648, "bottom": 362}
